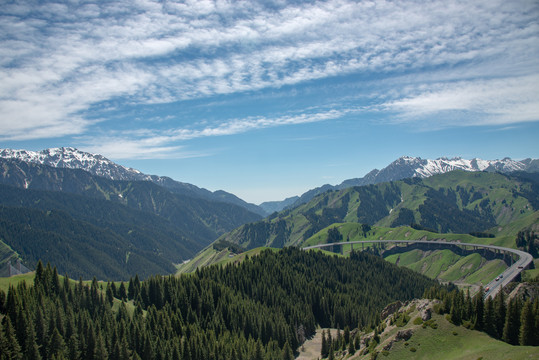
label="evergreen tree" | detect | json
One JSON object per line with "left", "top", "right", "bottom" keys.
{"left": 106, "top": 282, "right": 114, "bottom": 306}
{"left": 253, "top": 340, "right": 263, "bottom": 360}
{"left": 348, "top": 334, "right": 356, "bottom": 355}
{"left": 93, "top": 330, "right": 108, "bottom": 360}
{"left": 344, "top": 325, "right": 350, "bottom": 345}
{"left": 534, "top": 299, "right": 539, "bottom": 346}
{"left": 47, "top": 328, "right": 66, "bottom": 359}
{"left": 22, "top": 322, "right": 41, "bottom": 360}
{"left": 494, "top": 289, "right": 506, "bottom": 338}
{"left": 67, "top": 334, "right": 81, "bottom": 360}
{"left": 519, "top": 300, "right": 534, "bottom": 346}
{"left": 502, "top": 298, "right": 521, "bottom": 345}
{"left": 328, "top": 347, "right": 335, "bottom": 360}
{"left": 281, "top": 341, "right": 294, "bottom": 360}
{"left": 472, "top": 288, "right": 484, "bottom": 330}
{"left": 3, "top": 317, "right": 22, "bottom": 360}
{"left": 119, "top": 282, "right": 127, "bottom": 302}
{"left": 321, "top": 329, "right": 329, "bottom": 358}
{"left": 483, "top": 297, "right": 497, "bottom": 338}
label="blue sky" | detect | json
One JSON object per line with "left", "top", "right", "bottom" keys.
{"left": 1, "top": 0, "right": 538, "bottom": 204}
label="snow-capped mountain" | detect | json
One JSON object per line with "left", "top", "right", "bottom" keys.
{"left": 267, "top": 155, "right": 538, "bottom": 212}
{"left": 362, "top": 156, "right": 531, "bottom": 184}
{"left": 0, "top": 147, "right": 149, "bottom": 181}
{"left": 0, "top": 147, "right": 266, "bottom": 216}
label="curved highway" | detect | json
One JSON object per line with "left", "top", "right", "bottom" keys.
{"left": 303, "top": 240, "right": 533, "bottom": 298}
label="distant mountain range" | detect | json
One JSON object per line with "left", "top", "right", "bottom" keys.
{"left": 1, "top": 146, "right": 537, "bottom": 278}
{"left": 0, "top": 147, "right": 266, "bottom": 216}
{"left": 0, "top": 152, "right": 263, "bottom": 279}
{"left": 259, "top": 156, "right": 539, "bottom": 213}
{"left": 220, "top": 170, "right": 539, "bottom": 250}
{"left": 1, "top": 148, "right": 537, "bottom": 216}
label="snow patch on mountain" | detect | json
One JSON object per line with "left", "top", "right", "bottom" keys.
{"left": 0, "top": 147, "right": 268, "bottom": 216}
{"left": 396, "top": 156, "right": 528, "bottom": 178}
{"left": 0, "top": 147, "right": 150, "bottom": 181}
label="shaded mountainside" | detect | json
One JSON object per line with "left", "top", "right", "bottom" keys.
{"left": 0, "top": 147, "right": 267, "bottom": 216}
{"left": 0, "top": 158, "right": 262, "bottom": 237}
{"left": 0, "top": 161, "right": 262, "bottom": 279}
{"left": 217, "top": 171, "right": 539, "bottom": 250}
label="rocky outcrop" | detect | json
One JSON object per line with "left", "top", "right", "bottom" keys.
{"left": 506, "top": 282, "right": 539, "bottom": 303}
{"left": 420, "top": 307, "right": 432, "bottom": 321}
{"left": 381, "top": 301, "right": 402, "bottom": 320}
{"left": 395, "top": 329, "right": 413, "bottom": 341}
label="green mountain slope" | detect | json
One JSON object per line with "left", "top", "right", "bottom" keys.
{"left": 352, "top": 301, "right": 539, "bottom": 360}
{"left": 0, "top": 159, "right": 262, "bottom": 239}
{"left": 0, "top": 180, "right": 260, "bottom": 279}
{"left": 218, "top": 171, "right": 538, "bottom": 250}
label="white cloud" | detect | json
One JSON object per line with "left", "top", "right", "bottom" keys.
{"left": 0, "top": 0, "right": 538, "bottom": 141}
{"left": 81, "top": 107, "right": 355, "bottom": 159}
{"left": 384, "top": 74, "right": 539, "bottom": 128}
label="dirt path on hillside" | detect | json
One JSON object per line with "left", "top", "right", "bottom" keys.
{"left": 296, "top": 328, "right": 338, "bottom": 360}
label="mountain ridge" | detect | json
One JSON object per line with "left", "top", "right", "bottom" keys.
{"left": 0, "top": 147, "right": 267, "bottom": 216}
{"left": 2, "top": 148, "right": 537, "bottom": 215}
{"left": 262, "top": 156, "right": 539, "bottom": 213}
{"left": 218, "top": 170, "right": 539, "bottom": 250}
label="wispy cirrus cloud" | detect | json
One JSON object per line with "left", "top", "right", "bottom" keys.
{"left": 0, "top": 0, "right": 538, "bottom": 145}
{"left": 384, "top": 74, "right": 539, "bottom": 129}
{"left": 84, "top": 107, "right": 354, "bottom": 159}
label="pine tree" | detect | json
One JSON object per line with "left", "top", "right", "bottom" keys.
{"left": 483, "top": 297, "right": 497, "bottom": 338}
{"left": 47, "top": 328, "right": 67, "bottom": 359}
{"left": 106, "top": 282, "right": 114, "bottom": 306}
{"left": 494, "top": 289, "right": 506, "bottom": 338}
{"left": 519, "top": 300, "right": 534, "bottom": 346}
{"left": 34, "top": 260, "right": 45, "bottom": 290}
{"left": 502, "top": 298, "right": 520, "bottom": 345}
{"left": 328, "top": 347, "right": 335, "bottom": 360}
{"left": 472, "top": 289, "right": 484, "bottom": 330}
{"left": 533, "top": 299, "right": 539, "bottom": 346}
{"left": 253, "top": 340, "right": 263, "bottom": 360}
{"left": 67, "top": 333, "right": 81, "bottom": 360}
{"left": 3, "top": 316, "right": 22, "bottom": 360}
{"left": 23, "top": 322, "right": 41, "bottom": 360}
{"left": 119, "top": 282, "right": 128, "bottom": 302}
{"left": 93, "top": 330, "right": 108, "bottom": 360}
{"left": 281, "top": 341, "right": 294, "bottom": 360}
{"left": 348, "top": 334, "right": 356, "bottom": 355}
{"left": 321, "top": 329, "right": 329, "bottom": 358}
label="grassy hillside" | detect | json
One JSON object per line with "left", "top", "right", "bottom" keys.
{"left": 352, "top": 303, "right": 539, "bottom": 360}
{"left": 176, "top": 246, "right": 277, "bottom": 274}
{"left": 218, "top": 171, "right": 538, "bottom": 250}
{"left": 0, "top": 272, "right": 35, "bottom": 292}
{"left": 385, "top": 250, "right": 506, "bottom": 287}
{"left": 0, "top": 239, "right": 19, "bottom": 276}
{"left": 304, "top": 224, "right": 509, "bottom": 287}
{"left": 182, "top": 219, "right": 533, "bottom": 277}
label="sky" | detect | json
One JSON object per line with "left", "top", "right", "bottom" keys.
{"left": 1, "top": 0, "right": 538, "bottom": 204}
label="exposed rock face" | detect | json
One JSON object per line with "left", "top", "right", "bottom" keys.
{"left": 420, "top": 307, "right": 432, "bottom": 321}
{"left": 506, "top": 282, "right": 539, "bottom": 303}
{"left": 360, "top": 334, "right": 373, "bottom": 349}
{"left": 381, "top": 301, "right": 402, "bottom": 320}
{"left": 395, "top": 329, "right": 413, "bottom": 341}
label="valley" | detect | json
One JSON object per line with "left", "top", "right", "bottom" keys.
{"left": 0, "top": 148, "right": 538, "bottom": 359}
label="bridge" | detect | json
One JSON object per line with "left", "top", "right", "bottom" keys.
{"left": 302, "top": 240, "right": 533, "bottom": 298}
